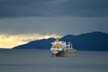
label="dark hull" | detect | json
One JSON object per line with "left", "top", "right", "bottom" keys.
{"left": 51, "top": 50, "right": 75, "bottom": 57}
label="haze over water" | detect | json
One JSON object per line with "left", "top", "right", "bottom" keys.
{"left": 0, "top": 49, "right": 108, "bottom": 72}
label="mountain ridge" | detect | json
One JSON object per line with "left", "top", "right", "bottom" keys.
{"left": 13, "top": 32, "right": 108, "bottom": 51}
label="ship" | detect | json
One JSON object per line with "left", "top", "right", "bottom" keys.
{"left": 50, "top": 38, "right": 76, "bottom": 57}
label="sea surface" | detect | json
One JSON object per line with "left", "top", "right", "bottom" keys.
{"left": 0, "top": 49, "right": 108, "bottom": 72}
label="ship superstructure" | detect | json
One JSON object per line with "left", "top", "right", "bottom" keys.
{"left": 50, "top": 38, "right": 76, "bottom": 57}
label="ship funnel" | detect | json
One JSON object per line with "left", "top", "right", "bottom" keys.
{"left": 55, "top": 38, "right": 59, "bottom": 48}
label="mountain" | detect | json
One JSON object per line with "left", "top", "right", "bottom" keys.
{"left": 13, "top": 32, "right": 108, "bottom": 51}
{"left": 61, "top": 32, "right": 108, "bottom": 51}
{"left": 13, "top": 38, "right": 55, "bottom": 49}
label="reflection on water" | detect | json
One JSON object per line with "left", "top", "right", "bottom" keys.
{"left": 0, "top": 49, "right": 108, "bottom": 72}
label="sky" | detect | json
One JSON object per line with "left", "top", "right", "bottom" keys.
{"left": 0, "top": 0, "right": 108, "bottom": 48}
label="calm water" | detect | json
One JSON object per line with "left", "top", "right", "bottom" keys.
{"left": 0, "top": 49, "right": 108, "bottom": 72}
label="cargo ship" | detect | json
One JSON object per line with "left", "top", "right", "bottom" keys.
{"left": 50, "top": 38, "right": 76, "bottom": 57}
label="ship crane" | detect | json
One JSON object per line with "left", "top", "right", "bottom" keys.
{"left": 50, "top": 37, "right": 76, "bottom": 57}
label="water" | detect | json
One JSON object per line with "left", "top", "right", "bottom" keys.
{"left": 0, "top": 49, "right": 108, "bottom": 72}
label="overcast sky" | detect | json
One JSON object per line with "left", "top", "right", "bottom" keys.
{"left": 0, "top": 0, "right": 108, "bottom": 17}
{"left": 0, "top": 0, "right": 108, "bottom": 35}
{"left": 0, "top": 0, "right": 108, "bottom": 48}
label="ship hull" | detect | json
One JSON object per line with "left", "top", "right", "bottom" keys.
{"left": 51, "top": 50, "right": 75, "bottom": 57}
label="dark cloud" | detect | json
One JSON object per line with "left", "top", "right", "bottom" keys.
{"left": 59, "top": 0, "right": 108, "bottom": 17}
{"left": 0, "top": 0, "right": 50, "bottom": 17}
{"left": 0, "top": 0, "right": 108, "bottom": 17}
{"left": 0, "top": 0, "right": 48, "bottom": 6}
{"left": 0, "top": 0, "right": 108, "bottom": 35}
{"left": 0, "top": 17, "right": 108, "bottom": 35}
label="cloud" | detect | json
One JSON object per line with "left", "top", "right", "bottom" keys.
{"left": 0, "top": 0, "right": 108, "bottom": 17}
{"left": 0, "top": 33, "right": 60, "bottom": 48}
{"left": 0, "top": 17, "right": 108, "bottom": 36}
{"left": 0, "top": 0, "right": 108, "bottom": 49}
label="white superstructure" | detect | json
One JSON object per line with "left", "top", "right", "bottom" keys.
{"left": 50, "top": 38, "right": 76, "bottom": 56}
